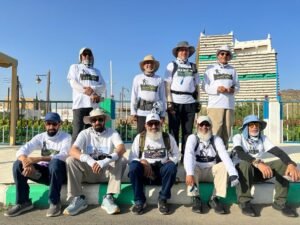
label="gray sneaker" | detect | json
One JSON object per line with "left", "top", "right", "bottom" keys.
{"left": 101, "top": 195, "right": 120, "bottom": 215}
{"left": 4, "top": 201, "right": 33, "bottom": 217}
{"left": 46, "top": 202, "right": 61, "bottom": 217}
{"left": 63, "top": 196, "right": 88, "bottom": 216}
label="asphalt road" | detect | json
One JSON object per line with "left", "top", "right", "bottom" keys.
{"left": 0, "top": 204, "right": 299, "bottom": 225}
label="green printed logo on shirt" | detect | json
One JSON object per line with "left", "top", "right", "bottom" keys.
{"left": 140, "top": 84, "right": 158, "bottom": 92}
{"left": 213, "top": 73, "right": 233, "bottom": 80}
{"left": 177, "top": 67, "right": 194, "bottom": 77}
{"left": 80, "top": 74, "right": 99, "bottom": 81}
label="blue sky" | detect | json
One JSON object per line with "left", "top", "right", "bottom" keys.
{"left": 0, "top": 0, "right": 299, "bottom": 101}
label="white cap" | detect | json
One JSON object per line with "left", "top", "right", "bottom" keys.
{"left": 146, "top": 113, "right": 160, "bottom": 123}
{"left": 216, "top": 45, "right": 233, "bottom": 60}
{"left": 196, "top": 116, "right": 212, "bottom": 125}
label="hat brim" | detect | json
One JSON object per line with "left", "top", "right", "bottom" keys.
{"left": 240, "top": 121, "right": 267, "bottom": 131}
{"left": 172, "top": 46, "right": 195, "bottom": 58}
{"left": 83, "top": 114, "right": 111, "bottom": 125}
{"left": 216, "top": 50, "right": 233, "bottom": 60}
{"left": 139, "top": 60, "right": 160, "bottom": 73}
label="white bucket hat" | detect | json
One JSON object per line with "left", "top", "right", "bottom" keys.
{"left": 172, "top": 41, "right": 195, "bottom": 58}
{"left": 216, "top": 45, "right": 233, "bottom": 60}
{"left": 139, "top": 55, "right": 160, "bottom": 73}
{"left": 83, "top": 108, "right": 111, "bottom": 124}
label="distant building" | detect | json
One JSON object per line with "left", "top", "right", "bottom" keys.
{"left": 197, "top": 32, "right": 279, "bottom": 101}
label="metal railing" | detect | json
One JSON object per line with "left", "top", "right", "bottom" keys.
{"left": 1, "top": 99, "right": 299, "bottom": 144}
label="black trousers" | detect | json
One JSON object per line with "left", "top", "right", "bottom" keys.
{"left": 72, "top": 107, "right": 93, "bottom": 143}
{"left": 137, "top": 116, "right": 146, "bottom": 134}
{"left": 168, "top": 103, "right": 196, "bottom": 157}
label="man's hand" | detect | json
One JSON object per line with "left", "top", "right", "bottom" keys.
{"left": 257, "top": 162, "right": 273, "bottom": 179}
{"left": 227, "top": 87, "right": 235, "bottom": 94}
{"left": 92, "top": 162, "right": 102, "bottom": 174}
{"left": 285, "top": 164, "right": 300, "bottom": 182}
{"left": 83, "top": 87, "right": 94, "bottom": 96}
{"left": 167, "top": 102, "right": 175, "bottom": 114}
{"left": 22, "top": 157, "right": 39, "bottom": 167}
{"left": 90, "top": 94, "right": 100, "bottom": 103}
{"left": 22, "top": 165, "right": 35, "bottom": 177}
{"left": 186, "top": 175, "right": 195, "bottom": 187}
{"left": 140, "top": 159, "right": 153, "bottom": 178}
{"left": 217, "top": 86, "right": 227, "bottom": 93}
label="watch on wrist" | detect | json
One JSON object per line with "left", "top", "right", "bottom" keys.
{"left": 252, "top": 159, "right": 262, "bottom": 168}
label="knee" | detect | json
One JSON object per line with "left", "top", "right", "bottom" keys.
{"left": 65, "top": 156, "right": 78, "bottom": 166}
{"left": 49, "top": 159, "right": 65, "bottom": 173}
{"left": 163, "top": 162, "right": 177, "bottom": 175}
{"left": 129, "top": 161, "right": 143, "bottom": 174}
{"left": 238, "top": 160, "right": 252, "bottom": 170}
{"left": 13, "top": 160, "right": 23, "bottom": 172}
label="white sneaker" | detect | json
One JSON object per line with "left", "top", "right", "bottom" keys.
{"left": 101, "top": 195, "right": 120, "bottom": 215}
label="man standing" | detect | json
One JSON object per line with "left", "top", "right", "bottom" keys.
{"left": 131, "top": 55, "right": 166, "bottom": 133}
{"left": 165, "top": 41, "right": 201, "bottom": 161}
{"left": 63, "top": 108, "right": 126, "bottom": 216}
{"left": 202, "top": 45, "right": 239, "bottom": 148}
{"left": 128, "top": 113, "right": 179, "bottom": 215}
{"left": 232, "top": 115, "right": 300, "bottom": 217}
{"left": 67, "top": 47, "right": 106, "bottom": 143}
{"left": 4, "top": 112, "right": 71, "bottom": 217}
{"left": 184, "top": 116, "right": 239, "bottom": 214}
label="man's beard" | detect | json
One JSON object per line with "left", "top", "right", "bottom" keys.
{"left": 197, "top": 130, "right": 212, "bottom": 142}
{"left": 146, "top": 131, "right": 162, "bottom": 141}
{"left": 47, "top": 129, "right": 58, "bottom": 137}
{"left": 94, "top": 126, "right": 104, "bottom": 133}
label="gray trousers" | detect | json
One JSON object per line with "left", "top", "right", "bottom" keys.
{"left": 66, "top": 156, "right": 127, "bottom": 200}
{"left": 72, "top": 107, "right": 93, "bottom": 143}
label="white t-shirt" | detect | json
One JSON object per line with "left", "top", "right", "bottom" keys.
{"left": 67, "top": 63, "right": 106, "bottom": 110}
{"left": 232, "top": 134, "right": 275, "bottom": 164}
{"left": 184, "top": 134, "right": 238, "bottom": 177}
{"left": 202, "top": 63, "right": 239, "bottom": 109}
{"left": 16, "top": 131, "right": 71, "bottom": 162}
{"left": 130, "top": 73, "right": 166, "bottom": 117}
{"left": 129, "top": 133, "right": 179, "bottom": 164}
{"left": 164, "top": 60, "right": 200, "bottom": 104}
{"left": 74, "top": 127, "right": 123, "bottom": 159}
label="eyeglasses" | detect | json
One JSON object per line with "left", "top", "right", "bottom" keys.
{"left": 147, "top": 121, "right": 160, "bottom": 127}
{"left": 91, "top": 117, "right": 105, "bottom": 123}
{"left": 219, "top": 52, "right": 230, "bottom": 57}
{"left": 82, "top": 50, "right": 92, "bottom": 56}
{"left": 198, "top": 122, "right": 211, "bottom": 127}
{"left": 248, "top": 122, "right": 260, "bottom": 128}
{"left": 45, "top": 122, "right": 59, "bottom": 126}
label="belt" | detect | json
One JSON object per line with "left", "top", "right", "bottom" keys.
{"left": 171, "top": 90, "right": 193, "bottom": 95}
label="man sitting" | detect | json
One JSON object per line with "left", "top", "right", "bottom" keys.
{"left": 128, "top": 112, "right": 179, "bottom": 215}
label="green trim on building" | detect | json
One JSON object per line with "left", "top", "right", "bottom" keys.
{"left": 199, "top": 73, "right": 277, "bottom": 80}
{"left": 199, "top": 54, "right": 236, "bottom": 61}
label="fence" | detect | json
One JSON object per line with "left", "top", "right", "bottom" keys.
{"left": 0, "top": 99, "right": 299, "bottom": 145}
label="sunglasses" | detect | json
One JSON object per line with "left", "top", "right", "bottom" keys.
{"left": 219, "top": 52, "right": 230, "bottom": 57}
{"left": 45, "top": 121, "right": 59, "bottom": 126}
{"left": 147, "top": 121, "right": 160, "bottom": 127}
{"left": 198, "top": 122, "right": 211, "bottom": 127}
{"left": 248, "top": 122, "right": 260, "bottom": 128}
{"left": 81, "top": 50, "right": 93, "bottom": 56}
{"left": 91, "top": 117, "right": 105, "bottom": 123}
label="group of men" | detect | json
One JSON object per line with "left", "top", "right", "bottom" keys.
{"left": 4, "top": 43, "right": 300, "bottom": 218}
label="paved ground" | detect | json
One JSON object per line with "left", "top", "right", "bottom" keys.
{"left": 0, "top": 204, "right": 300, "bottom": 225}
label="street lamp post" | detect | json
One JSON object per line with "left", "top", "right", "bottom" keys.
{"left": 36, "top": 70, "right": 51, "bottom": 114}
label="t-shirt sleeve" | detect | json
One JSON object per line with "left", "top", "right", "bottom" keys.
{"left": 164, "top": 62, "right": 174, "bottom": 83}
{"left": 262, "top": 135, "right": 275, "bottom": 152}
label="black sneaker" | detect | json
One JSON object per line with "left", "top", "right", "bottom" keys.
{"left": 209, "top": 197, "right": 226, "bottom": 214}
{"left": 192, "top": 196, "right": 203, "bottom": 213}
{"left": 131, "top": 202, "right": 147, "bottom": 215}
{"left": 158, "top": 199, "right": 169, "bottom": 215}
{"left": 4, "top": 201, "right": 33, "bottom": 217}
{"left": 272, "top": 202, "right": 298, "bottom": 217}
{"left": 239, "top": 202, "right": 257, "bottom": 217}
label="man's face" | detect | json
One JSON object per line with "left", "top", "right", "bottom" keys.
{"left": 197, "top": 121, "right": 211, "bottom": 135}
{"left": 145, "top": 120, "right": 161, "bottom": 133}
{"left": 91, "top": 116, "right": 106, "bottom": 132}
{"left": 217, "top": 51, "right": 230, "bottom": 64}
{"left": 81, "top": 49, "right": 94, "bottom": 64}
{"left": 248, "top": 122, "right": 260, "bottom": 136}
{"left": 177, "top": 47, "right": 189, "bottom": 60}
{"left": 45, "top": 121, "right": 60, "bottom": 137}
{"left": 143, "top": 61, "right": 155, "bottom": 74}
